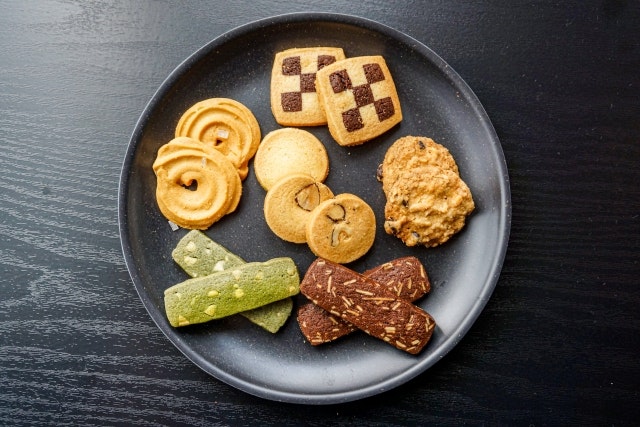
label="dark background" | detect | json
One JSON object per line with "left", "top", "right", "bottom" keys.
{"left": 1, "top": 1, "right": 638, "bottom": 425}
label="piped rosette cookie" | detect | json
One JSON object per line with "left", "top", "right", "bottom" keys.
{"left": 152, "top": 136, "right": 242, "bottom": 230}
{"left": 175, "top": 98, "right": 261, "bottom": 180}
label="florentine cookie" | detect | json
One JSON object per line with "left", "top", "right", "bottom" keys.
{"left": 380, "top": 136, "right": 475, "bottom": 247}
{"left": 153, "top": 137, "right": 242, "bottom": 229}
{"left": 164, "top": 257, "right": 299, "bottom": 327}
{"left": 298, "top": 256, "right": 430, "bottom": 345}
{"left": 264, "top": 173, "right": 334, "bottom": 243}
{"left": 299, "top": 258, "right": 435, "bottom": 354}
{"left": 175, "top": 98, "right": 261, "bottom": 180}
{"left": 315, "top": 55, "right": 402, "bottom": 146}
{"left": 384, "top": 165, "right": 475, "bottom": 247}
{"left": 171, "top": 230, "right": 293, "bottom": 333}
{"left": 253, "top": 128, "right": 329, "bottom": 190}
{"left": 305, "top": 193, "right": 376, "bottom": 264}
{"left": 271, "top": 47, "right": 346, "bottom": 126}
{"left": 377, "top": 136, "right": 459, "bottom": 193}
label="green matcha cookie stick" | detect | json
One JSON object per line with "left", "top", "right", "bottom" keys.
{"left": 171, "top": 230, "right": 294, "bottom": 332}
{"left": 172, "top": 230, "right": 245, "bottom": 278}
{"left": 164, "top": 257, "right": 299, "bottom": 328}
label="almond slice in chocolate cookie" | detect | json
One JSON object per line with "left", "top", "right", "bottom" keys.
{"left": 297, "top": 256, "right": 430, "bottom": 345}
{"left": 299, "top": 258, "right": 436, "bottom": 354}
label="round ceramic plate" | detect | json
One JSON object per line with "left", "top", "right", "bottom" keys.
{"left": 118, "top": 13, "right": 510, "bottom": 404}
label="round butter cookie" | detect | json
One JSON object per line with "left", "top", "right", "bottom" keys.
{"left": 175, "top": 98, "right": 261, "bottom": 180}
{"left": 378, "top": 136, "right": 459, "bottom": 193}
{"left": 264, "top": 174, "right": 334, "bottom": 243}
{"left": 254, "top": 128, "right": 329, "bottom": 190}
{"left": 153, "top": 137, "right": 242, "bottom": 230}
{"left": 305, "top": 193, "right": 376, "bottom": 264}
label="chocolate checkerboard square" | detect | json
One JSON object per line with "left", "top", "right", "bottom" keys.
{"left": 270, "top": 47, "right": 346, "bottom": 126}
{"left": 316, "top": 55, "right": 403, "bottom": 146}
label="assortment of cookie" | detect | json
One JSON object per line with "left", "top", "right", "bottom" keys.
{"left": 149, "top": 45, "right": 475, "bottom": 355}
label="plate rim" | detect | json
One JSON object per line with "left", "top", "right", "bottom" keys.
{"left": 118, "top": 11, "right": 511, "bottom": 404}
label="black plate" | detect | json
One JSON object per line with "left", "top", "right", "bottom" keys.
{"left": 118, "top": 13, "right": 510, "bottom": 404}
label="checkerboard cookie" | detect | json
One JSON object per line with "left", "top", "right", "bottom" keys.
{"left": 316, "top": 55, "right": 402, "bottom": 146}
{"left": 271, "top": 47, "right": 346, "bottom": 126}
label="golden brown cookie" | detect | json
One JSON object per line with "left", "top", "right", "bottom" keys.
{"left": 315, "top": 55, "right": 402, "bottom": 146}
{"left": 175, "top": 98, "right": 261, "bottom": 180}
{"left": 153, "top": 137, "right": 242, "bottom": 229}
{"left": 253, "top": 128, "right": 330, "bottom": 190}
{"left": 264, "top": 173, "right": 334, "bottom": 243}
{"left": 383, "top": 164, "right": 474, "bottom": 247}
{"left": 305, "top": 193, "right": 376, "bottom": 264}
{"left": 271, "top": 47, "right": 346, "bottom": 126}
{"left": 378, "top": 136, "right": 459, "bottom": 193}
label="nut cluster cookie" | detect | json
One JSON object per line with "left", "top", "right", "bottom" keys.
{"left": 270, "top": 47, "right": 346, "bottom": 126}
{"left": 379, "top": 136, "right": 475, "bottom": 247}
{"left": 315, "top": 55, "right": 402, "bottom": 146}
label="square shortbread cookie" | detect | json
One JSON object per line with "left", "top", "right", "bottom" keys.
{"left": 270, "top": 47, "right": 346, "bottom": 126}
{"left": 315, "top": 55, "right": 402, "bottom": 146}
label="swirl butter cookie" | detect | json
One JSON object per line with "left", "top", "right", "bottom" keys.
{"left": 264, "top": 173, "right": 334, "bottom": 243}
{"left": 271, "top": 47, "right": 346, "bottom": 126}
{"left": 153, "top": 137, "right": 242, "bottom": 229}
{"left": 305, "top": 193, "right": 376, "bottom": 264}
{"left": 253, "top": 128, "right": 329, "bottom": 190}
{"left": 175, "top": 98, "right": 260, "bottom": 180}
{"left": 315, "top": 55, "right": 402, "bottom": 146}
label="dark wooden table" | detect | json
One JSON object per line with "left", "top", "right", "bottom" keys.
{"left": 2, "top": 1, "right": 638, "bottom": 425}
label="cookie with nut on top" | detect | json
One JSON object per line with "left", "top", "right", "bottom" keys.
{"left": 305, "top": 193, "right": 376, "bottom": 264}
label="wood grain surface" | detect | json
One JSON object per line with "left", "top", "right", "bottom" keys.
{"left": 1, "top": 1, "right": 638, "bottom": 425}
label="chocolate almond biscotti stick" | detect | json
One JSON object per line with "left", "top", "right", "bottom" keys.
{"left": 298, "top": 256, "right": 430, "bottom": 345}
{"left": 299, "top": 258, "right": 435, "bottom": 354}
